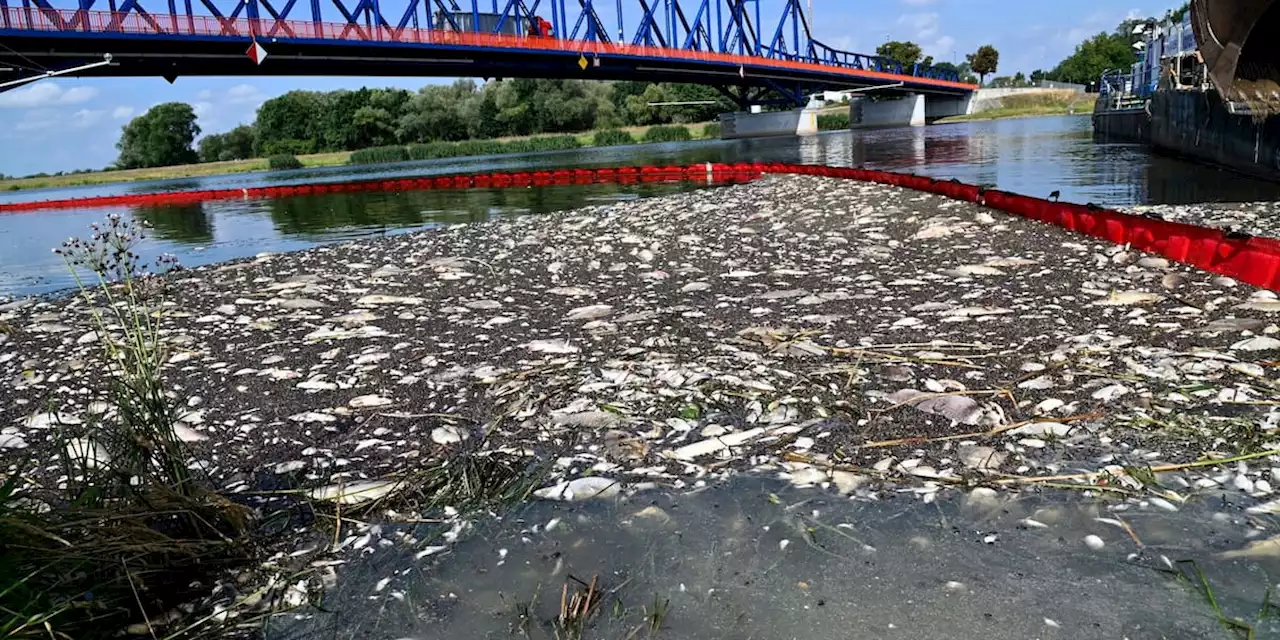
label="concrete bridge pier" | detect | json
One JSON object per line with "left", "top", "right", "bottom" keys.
{"left": 848, "top": 93, "right": 974, "bottom": 128}
{"left": 719, "top": 107, "right": 820, "bottom": 139}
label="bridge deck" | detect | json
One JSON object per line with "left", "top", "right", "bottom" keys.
{"left": 0, "top": 10, "right": 976, "bottom": 95}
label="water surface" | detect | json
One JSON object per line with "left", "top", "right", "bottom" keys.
{"left": 4, "top": 116, "right": 1279, "bottom": 298}
{"left": 274, "top": 478, "right": 1280, "bottom": 639}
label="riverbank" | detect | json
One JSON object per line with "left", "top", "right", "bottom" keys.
{"left": 0, "top": 122, "right": 716, "bottom": 193}
{"left": 4, "top": 173, "right": 1280, "bottom": 635}
{"left": 936, "top": 91, "right": 1095, "bottom": 123}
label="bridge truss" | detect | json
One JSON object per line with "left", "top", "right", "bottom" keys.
{"left": 0, "top": 0, "right": 973, "bottom": 104}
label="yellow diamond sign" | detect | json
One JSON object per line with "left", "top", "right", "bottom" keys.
{"left": 578, "top": 54, "right": 588, "bottom": 71}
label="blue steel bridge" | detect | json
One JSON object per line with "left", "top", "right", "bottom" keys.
{"left": 0, "top": 0, "right": 976, "bottom": 107}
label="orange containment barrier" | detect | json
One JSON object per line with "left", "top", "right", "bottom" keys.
{"left": 3, "top": 162, "right": 1279, "bottom": 291}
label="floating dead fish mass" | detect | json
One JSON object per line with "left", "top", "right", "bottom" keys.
{"left": 1, "top": 174, "right": 1279, "bottom": 510}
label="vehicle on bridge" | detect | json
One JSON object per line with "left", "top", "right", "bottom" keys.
{"left": 433, "top": 10, "right": 553, "bottom": 39}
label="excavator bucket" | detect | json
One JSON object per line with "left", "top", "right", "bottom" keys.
{"left": 1191, "top": 0, "right": 1280, "bottom": 103}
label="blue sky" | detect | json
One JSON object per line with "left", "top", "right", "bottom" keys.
{"left": 0, "top": 0, "right": 1177, "bottom": 176}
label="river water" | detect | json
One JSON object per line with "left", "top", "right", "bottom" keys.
{"left": 3, "top": 115, "right": 1279, "bottom": 298}
{"left": 272, "top": 478, "right": 1280, "bottom": 640}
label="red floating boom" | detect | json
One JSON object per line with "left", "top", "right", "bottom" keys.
{"left": 3, "top": 163, "right": 1279, "bottom": 292}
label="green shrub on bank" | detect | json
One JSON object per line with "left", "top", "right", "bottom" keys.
{"left": 594, "top": 129, "right": 636, "bottom": 146}
{"left": 359, "top": 136, "right": 583, "bottom": 165}
{"left": 350, "top": 145, "right": 410, "bottom": 164}
{"left": 643, "top": 125, "right": 693, "bottom": 143}
{"left": 267, "top": 154, "right": 303, "bottom": 170}
{"left": 5, "top": 217, "right": 259, "bottom": 639}
{"left": 701, "top": 123, "right": 722, "bottom": 139}
{"left": 407, "top": 141, "right": 459, "bottom": 160}
{"left": 261, "top": 138, "right": 315, "bottom": 156}
{"left": 817, "top": 113, "right": 850, "bottom": 131}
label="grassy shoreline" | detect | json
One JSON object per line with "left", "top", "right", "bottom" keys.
{"left": 0, "top": 121, "right": 716, "bottom": 194}
{"left": 934, "top": 91, "right": 1095, "bottom": 124}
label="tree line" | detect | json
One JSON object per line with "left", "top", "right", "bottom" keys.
{"left": 874, "top": 40, "right": 997, "bottom": 85}
{"left": 877, "top": 1, "right": 1191, "bottom": 90}
{"left": 1018, "top": 1, "right": 1192, "bottom": 87}
{"left": 115, "top": 79, "right": 731, "bottom": 169}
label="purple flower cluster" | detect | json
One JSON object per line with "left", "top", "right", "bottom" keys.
{"left": 53, "top": 214, "right": 180, "bottom": 281}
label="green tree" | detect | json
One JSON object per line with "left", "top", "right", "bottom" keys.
{"left": 1045, "top": 31, "right": 1136, "bottom": 85}
{"left": 876, "top": 40, "right": 924, "bottom": 66}
{"left": 967, "top": 45, "right": 1000, "bottom": 85}
{"left": 397, "top": 80, "right": 475, "bottom": 143}
{"left": 320, "top": 89, "right": 372, "bottom": 150}
{"left": 197, "top": 133, "right": 226, "bottom": 163}
{"left": 624, "top": 84, "right": 670, "bottom": 126}
{"left": 222, "top": 125, "right": 256, "bottom": 160}
{"left": 1030, "top": 69, "right": 1046, "bottom": 85}
{"left": 474, "top": 90, "right": 503, "bottom": 139}
{"left": 1169, "top": 1, "right": 1191, "bottom": 22}
{"left": 115, "top": 102, "right": 200, "bottom": 169}
{"left": 255, "top": 90, "right": 325, "bottom": 154}
{"left": 662, "top": 83, "right": 732, "bottom": 123}
{"left": 198, "top": 124, "right": 257, "bottom": 162}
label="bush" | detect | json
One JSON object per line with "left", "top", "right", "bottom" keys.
{"left": 701, "top": 123, "right": 722, "bottom": 139}
{"left": 403, "top": 136, "right": 582, "bottom": 161}
{"left": 594, "top": 129, "right": 635, "bottom": 146}
{"left": 817, "top": 113, "right": 851, "bottom": 131}
{"left": 643, "top": 125, "right": 693, "bottom": 143}
{"left": 9, "top": 217, "right": 261, "bottom": 639}
{"left": 267, "top": 154, "right": 303, "bottom": 170}
{"left": 260, "top": 138, "right": 315, "bottom": 156}
{"left": 349, "top": 145, "right": 410, "bottom": 164}
{"left": 529, "top": 135, "right": 582, "bottom": 152}
{"left": 407, "top": 141, "right": 461, "bottom": 160}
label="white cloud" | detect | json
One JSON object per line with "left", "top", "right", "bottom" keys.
{"left": 14, "top": 109, "right": 58, "bottom": 132}
{"left": 925, "top": 35, "right": 956, "bottom": 59}
{"left": 195, "top": 89, "right": 214, "bottom": 100}
{"left": 0, "top": 83, "right": 99, "bottom": 109}
{"left": 898, "top": 12, "right": 940, "bottom": 40}
{"left": 71, "top": 109, "right": 105, "bottom": 128}
{"left": 192, "top": 101, "right": 214, "bottom": 117}
{"left": 111, "top": 105, "right": 135, "bottom": 119}
{"left": 225, "top": 83, "right": 265, "bottom": 105}
{"left": 901, "top": 0, "right": 937, "bottom": 5}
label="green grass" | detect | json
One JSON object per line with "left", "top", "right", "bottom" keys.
{"left": 0, "top": 152, "right": 351, "bottom": 192}
{"left": 701, "top": 122, "right": 722, "bottom": 139}
{"left": 817, "top": 112, "right": 850, "bottom": 131}
{"left": 936, "top": 90, "right": 1095, "bottom": 123}
{"left": 1164, "top": 559, "right": 1277, "bottom": 639}
{"left": 0, "top": 122, "right": 719, "bottom": 192}
{"left": 0, "top": 217, "right": 263, "bottom": 639}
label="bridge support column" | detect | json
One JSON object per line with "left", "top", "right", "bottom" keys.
{"left": 925, "top": 93, "right": 976, "bottom": 121}
{"left": 718, "top": 107, "right": 819, "bottom": 139}
{"left": 848, "top": 93, "right": 927, "bottom": 129}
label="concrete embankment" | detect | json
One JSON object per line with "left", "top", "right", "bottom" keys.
{"left": 3, "top": 175, "right": 1279, "bottom": 502}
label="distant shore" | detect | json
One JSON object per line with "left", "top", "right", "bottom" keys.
{"left": 934, "top": 91, "right": 1095, "bottom": 124}
{"left": 0, "top": 122, "right": 716, "bottom": 194}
